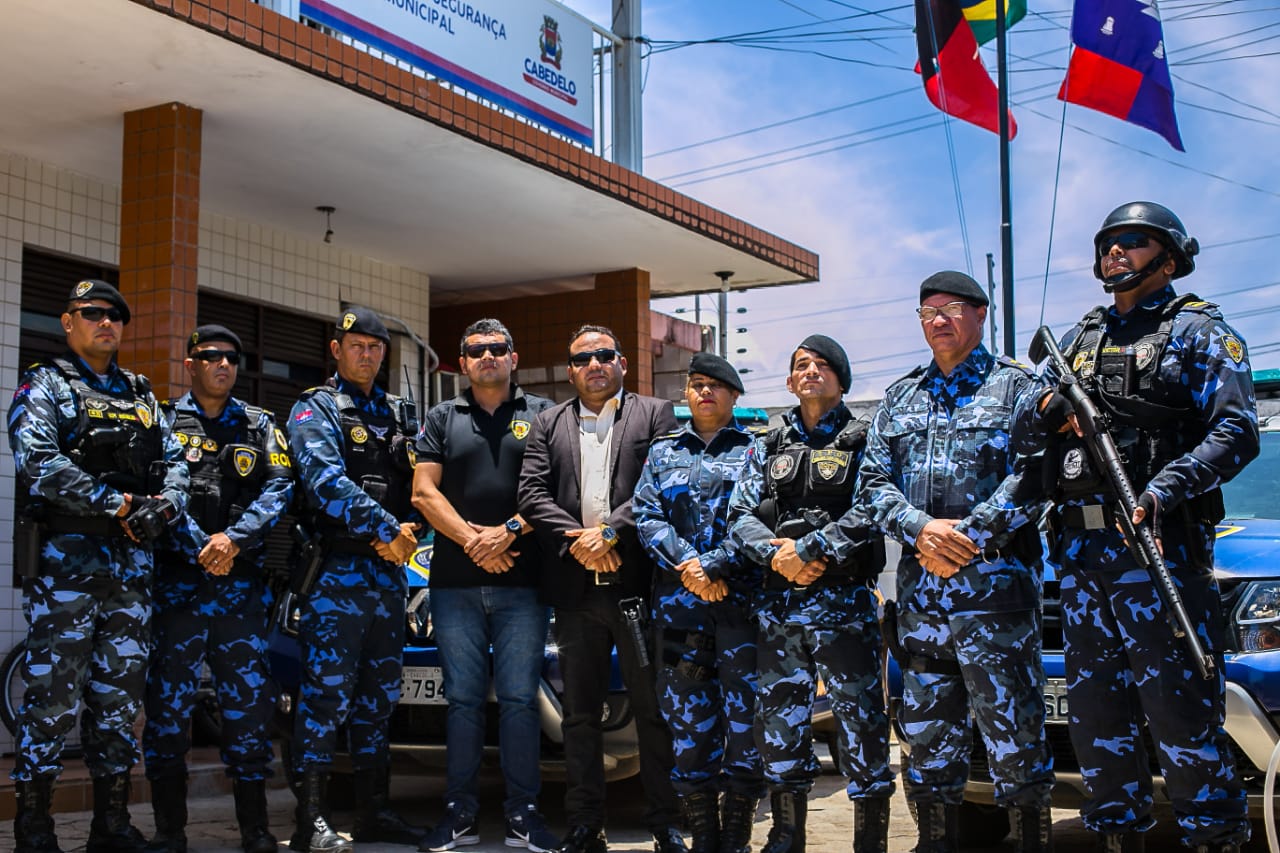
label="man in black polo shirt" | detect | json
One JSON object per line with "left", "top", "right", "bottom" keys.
{"left": 412, "top": 319, "right": 557, "bottom": 853}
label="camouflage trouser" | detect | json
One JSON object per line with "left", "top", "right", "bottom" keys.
{"left": 655, "top": 597, "right": 763, "bottom": 797}
{"left": 142, "top": 590, "right": 277, "bottom": 781}
{"left": 293, "top": 564, "right": 405, "bottom": 770}
{"left": 898, "top": 607, "right": 1052, "bottom": 807}
{"left": 755, "top": 596, "right": 893, "bottom": 798}
{"left": 1061, "top": 564, "right": 1248, "bottom": 846}
{"left": 12, "top": 573, "right": 151, "bottom": 781}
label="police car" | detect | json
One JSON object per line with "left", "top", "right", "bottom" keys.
{"left": 266, "top": 536, "right": 642, "bottom": 797}
{"left": 953, "top": 414, "right": 1280, "bottom": 846}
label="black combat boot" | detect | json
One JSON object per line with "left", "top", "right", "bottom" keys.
{"left": 14, "top": 775, "right": 64, "bottom": 853}
{"left": 1099, "top": 831, "right": 1144, "bottom": 853}
{"left": 719, "top": 791, "right": 758, "bottom": 853}
{"left": 290, "top": 767, "right": 351, "bottom": 853}
{"left": 232, "top": 778, "right": 279, "bottom": 853}
{"left": 143, "top": 772, "right": 188, "bottom": 853}
{"left": 760, "top": 790, "right": 806, "bottom": 853}
{"left": 1010, "top": 804, "right": 1052, "bottom": 853}
{"left": 350, "top": 765, "right": 425, "bottom": 845}
{"left": 86, "top": 773, "right": 149, "bottom": 853}
{"left": 852, "top": 797, "right": 890, "bottom": 853}
{"left": 913, "top": 801, "right": 958, "bottom": 853}
{"left": 679, "top": 790, "right": 720, "bottom": 853}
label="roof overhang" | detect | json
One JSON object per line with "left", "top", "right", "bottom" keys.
{"left": 0, "top": 0, "right": 817, "bottom": 301}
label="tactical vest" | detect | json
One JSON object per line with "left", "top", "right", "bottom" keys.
{"left": 310, "top": 384, "right": 417, "bottom": 540}
{"left": 166, "top": 403, "right": 290, "bottom": 560}
{"left": 760, "top": 416, "right": 884, "bottom": 581}
{"left": 47, "top": 356, "right": 164, "bottom": 497}
{"left": 1055, "top": 294, "right": 1225, "bottom": 522}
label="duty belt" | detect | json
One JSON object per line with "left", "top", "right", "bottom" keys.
{"left": 41, "top": 513, "right": 126, "bottom": 538}
{"left": 321, "top": 533, "right": 382, "bottom": 559}
{"left": 1059, "top": 504, "right": 1109, "bottom": 530}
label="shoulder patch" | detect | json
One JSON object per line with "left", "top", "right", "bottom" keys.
{"left": 1222, "top": 335, "right": 1245, "bottom": 364}
{"left": 294, "top": 408, "right": 314, "bottom": 424}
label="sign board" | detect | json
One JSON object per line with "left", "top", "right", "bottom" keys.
{"left": 301, "top": 0, "right": 595, "bottom": 145}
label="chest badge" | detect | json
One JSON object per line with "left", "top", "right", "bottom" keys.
{"left": 810, "top": 449, "right": 849, "bottom": 481}
{"left": 233, "top": 448, "right": 259, "bottom": 477}
{"left": 202, "top": 437, "right": 218, "bottom": 452}
{"left": 186, "top": 447, "right": 203, "bottom": 463}
{"left": 175, "top": 432, "right": 189, "bottom": 446}
{"left": 1062, "top": 447, "right": 1085, "bottom": 478}
{"left": 1134, "top": 341, "right": 1157, "bottom": 369}
{"left": 511, "top": 419, "right": 530, "bottom": 440}
{"left": 1072, "top": 351, "right": 1089, "bottom": 374}
{"left": 135, "top": 403, "right": 153, "bottom": 429}
{"left": 274, "top": 428, "right": 289, "bottom": 449}
{"left": 769, "top": 455, "right": 795, "bottom": 480}
{"left": 1223, "top": 335, "right": 1245, "bottom": 364}
{"left": 350, "top": 426, "right": 368, "bottom": 444}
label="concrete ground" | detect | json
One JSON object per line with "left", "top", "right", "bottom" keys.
{"left": 0, "top": 744, "right": 1238, "bottom": 852}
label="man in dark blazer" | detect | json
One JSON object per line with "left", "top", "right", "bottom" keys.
{"left": 518, "top": 324, "right": 684, "bottom": 853}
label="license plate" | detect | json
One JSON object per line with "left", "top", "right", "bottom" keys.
{"left": 400, "top": 666, "right": 446, "bottom": 705}
{"left": 1043, "top": 677, "right": 1069, "bottom": 723}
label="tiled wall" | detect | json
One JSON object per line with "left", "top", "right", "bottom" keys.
{"left": 0, "top": 148, "right": 429, "bottom": 753}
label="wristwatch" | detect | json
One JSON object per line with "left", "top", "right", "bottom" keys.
{"left": 598, "top": 523, "right": 619, "bottom": 547}
{"left": 504, "top": 518, "right": 523, "bottom": 537}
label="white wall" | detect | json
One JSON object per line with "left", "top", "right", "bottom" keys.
{"left": 0, "top": 148, "right": 430, "bottom": 754}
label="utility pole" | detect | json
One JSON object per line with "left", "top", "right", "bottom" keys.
{"left": 715, "top": 271, "right": 733, "bottom": 358}
{"left": 612, "top": 0, "right": 643, "bottom": 172}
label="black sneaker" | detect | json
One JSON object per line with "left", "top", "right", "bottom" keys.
{"left": 505, "top": 806, "right": 559, "bottom": 853}
{"left": 420, "top": 804, "right": 479, "bottom": 852}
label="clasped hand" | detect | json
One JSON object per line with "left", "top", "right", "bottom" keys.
{"left": 915, "top": 519, "right": 978, "bottom": 579}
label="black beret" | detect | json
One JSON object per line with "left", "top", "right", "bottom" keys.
{"left": 67, "top": 279, "right": 130, "bottom": 325}
{"left": 688, "top": 352, "right": 744, "bottom": 394}
{"left": 919, "top": 270, "right": 989, "bottom": 307}
{"left": 794, "top": 334, "right": 851, "bottom": 392}
{"left": 187, "top": 324, "right": 242, "bottom": 354}
{"left": 335, "top": 306, "right": 391, "bottom": 344}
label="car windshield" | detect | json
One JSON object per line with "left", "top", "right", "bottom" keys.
{"left": 1220, "top": 428, "right": 1280, "bottom": 520}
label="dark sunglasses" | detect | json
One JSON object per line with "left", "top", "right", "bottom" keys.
{"left": 568, "top": 348, "right": 621, "bottom": 368}
{"left": 71, "top": 306, "right": 124, "bottom": 323}
{"left": 190, "top": 349, "right": 241, "bottom": 365}
{"left": 1100, "top": 231, "right": 1152, "bottom": 252}
{"left": 462, "top": 342, "right": 511, "bottom": 359}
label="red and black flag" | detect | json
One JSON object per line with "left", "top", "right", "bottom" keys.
{"left": 915, "top": 0, "right": 1017, "bottom": 138}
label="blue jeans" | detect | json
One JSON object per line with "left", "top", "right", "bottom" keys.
{"left": 430, "top": 586, "right": 549, "bottom": 816}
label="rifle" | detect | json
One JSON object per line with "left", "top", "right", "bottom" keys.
{"left": 1029, "top": 325, "right": 1214, "bottom": 680}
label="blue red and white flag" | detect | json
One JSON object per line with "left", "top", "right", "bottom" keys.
{"left": 1059, "top": 0, "right": 1184, "bottom": 151}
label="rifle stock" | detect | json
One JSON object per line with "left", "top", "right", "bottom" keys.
{"left": 1030, "top": 325, "right": 1214, "bottom": 680}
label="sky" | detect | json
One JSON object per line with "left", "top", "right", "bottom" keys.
{"left": 569, "top": 0, "right": 1280, "bottom": 405}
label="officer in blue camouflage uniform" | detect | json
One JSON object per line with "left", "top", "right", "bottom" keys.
{"left": 634, "top": 353, "right": 763, "bottom": 853}
{"left": 142, "top": 325, "right": 294, "bottom": 853}
{"left": 7, "top": 279, "right": 188, "bottom": 853}
{"left": 858, "top": 272, "right": 1053, "bottom": 853}
{"left": 728, "top": 335, "right": 892, "bottom": 853}
{"left": 1015, "top": 203, "right": 1257, "bottom": 853}
{"left": 287, "top": 307, "right": 424, "bottom": 853}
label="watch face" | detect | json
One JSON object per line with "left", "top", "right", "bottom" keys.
{"left": 601, "top": 525, "right": 618, "bottom": 543}
{"left": 505, "top": 519, "right": 522, "bottom": 534}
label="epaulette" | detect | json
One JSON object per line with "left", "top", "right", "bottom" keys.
{"left": 651, "top": 430, "right": 683, "bottom": 445}
{"left": 887, "top": 365, "right": 927, "bottom": 389}
{"left": 995, "top": 354, "right": 1037, "bottom": 377}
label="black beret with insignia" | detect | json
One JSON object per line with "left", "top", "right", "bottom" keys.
{"left": 67, "top": 279, "right": 131, "bottom": 324}
{"left": 335, "top": 306, "right": 391, "bottom": 344}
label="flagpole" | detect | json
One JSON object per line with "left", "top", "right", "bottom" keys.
{"left": 996, "top": 0, "right": 1015, "bottom": 356}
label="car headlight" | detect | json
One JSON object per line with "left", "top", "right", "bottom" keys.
{"left": 406, "top": 588, "right": 432, "bottom": 641}
{"left": 1234, "top": 580, "right": 1280, "bottom": 652}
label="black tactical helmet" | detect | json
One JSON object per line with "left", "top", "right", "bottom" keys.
{"left": 1093, "top": 201, "right": 1199, "bottom": 281}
